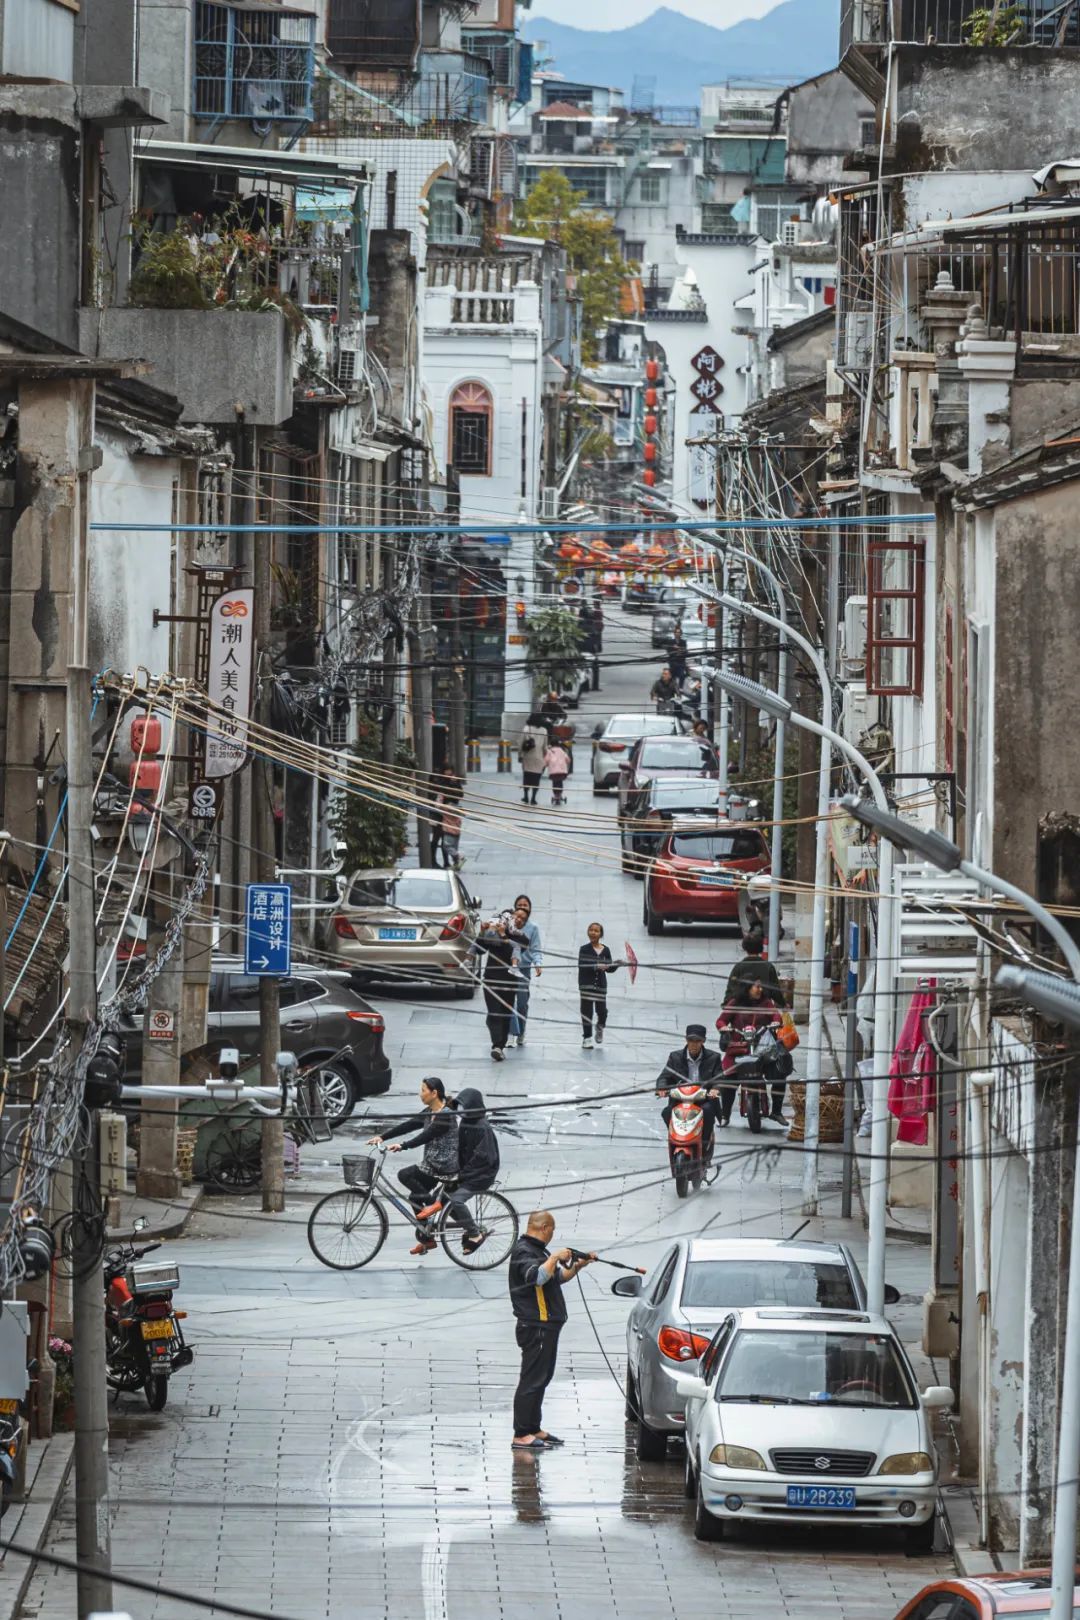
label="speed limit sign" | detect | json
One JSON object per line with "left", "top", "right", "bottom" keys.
{"left": 188, "top": 780, "right": 222, "bottom": 823}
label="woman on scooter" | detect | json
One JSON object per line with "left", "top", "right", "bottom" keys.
{"left": 716, "top": 979, "right": 785, "bottom": 1125}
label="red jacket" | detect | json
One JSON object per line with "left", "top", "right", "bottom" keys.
{"left": 716, "top": 999, "right": 783, "bottom": 1074}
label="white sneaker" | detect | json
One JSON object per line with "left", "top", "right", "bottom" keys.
{"left": 582, "top": 1036, "right": 594, "bottom": 1050}
{"left": 595, "top": 1029, "right": 604, "bottom": 1045}
{"left": 516, "top": 1033, "right": 526, "bottom": 1047}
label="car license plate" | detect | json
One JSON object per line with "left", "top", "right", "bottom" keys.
{"left": 141, "top": 1320, "right": 175, "bottom": 1342}
{"left": 786, "top": 1485, "right": 856, "bottom": 1510}
{"left": 0, "top": 1399, "right": 18, "bottom": 1414}
{"left": 699, "top": 874, "right": 733, "bottom": 888}
{"left": 378, "top": 927, "right": 417, "bottom": 941}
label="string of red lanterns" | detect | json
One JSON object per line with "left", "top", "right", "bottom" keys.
{"left": 642, "top": 357, "right": 661, "bottom": 488}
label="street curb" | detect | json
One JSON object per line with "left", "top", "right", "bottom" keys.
{"left": 0, "top": 1432, "right": 75, "bottom": 1620}
{"left": 108, "top": 1184, "right": 204, "bottom": 1242}
{"left": 941, "top": 1488, "right": 999, "bottom": 1577}
{"left": 851, "top": 1146, "right": 933, "bottom": 1243}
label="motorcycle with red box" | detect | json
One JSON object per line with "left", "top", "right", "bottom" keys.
{"left": 105, "top": 1218, "right": 193, "bottom": 1411}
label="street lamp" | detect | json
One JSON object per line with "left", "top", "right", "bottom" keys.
{"left": 840, "top": 794, "right": 1080, "bottom": 1620}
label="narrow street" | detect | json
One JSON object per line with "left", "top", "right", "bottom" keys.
{"left": 22, "top": 611, "right": 952, "bottom": 1620}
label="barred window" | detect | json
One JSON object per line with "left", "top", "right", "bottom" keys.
{"left": 450, "top": 381, "right": 493, "bottom": 476}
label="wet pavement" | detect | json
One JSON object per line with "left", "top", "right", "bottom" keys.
{"left": 20, "top": 607, "right": 954, "bottom": 1620}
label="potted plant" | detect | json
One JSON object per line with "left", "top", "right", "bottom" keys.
{"left": 49, "top": 1336, "right": 74, "bottom": 1431}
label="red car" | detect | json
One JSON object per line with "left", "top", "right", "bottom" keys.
{"left": 616, "top": 735, "right": 718, "bottom": 819}
{"left": 895, "top": 1571, "right": 1080, "bottom": 1618}
{"left": 643, "top": 820, "right": 770, "bottom": 934}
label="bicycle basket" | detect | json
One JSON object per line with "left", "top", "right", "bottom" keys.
{"left": 342, "top": 1154, "right": 377, "bottom": 1190}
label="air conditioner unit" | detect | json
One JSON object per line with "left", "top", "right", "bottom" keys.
{"left": 781, "top": 218, "right": 800, "bottom": 247}
{"left": 841, "top": 594, "right": 867, "bottom": 672}
{"left": 337, "top": 325, "right": 363, "bottom": 388}
{"left": 840, "top": 680, "right": 875, "bottom": 744}
{"left": 839, "top": 310, "right": 873, "bottom": 370}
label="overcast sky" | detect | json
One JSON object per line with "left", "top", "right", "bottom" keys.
{"left": 527, "top": 0, "right": 778, "bottom": 28}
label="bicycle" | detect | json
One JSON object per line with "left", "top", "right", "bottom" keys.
{"left": 306, "top": 1146, "right": 519, "bottom": 1273}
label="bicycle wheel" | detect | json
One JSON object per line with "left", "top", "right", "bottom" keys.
{"left": 307, "top": 1190, "right": 388, "bottom": 1270}
{"left": 440, "top": 1190, "right": 519, "bottom": 1271}
{"left": 205, "top": 1132, "right": 261, "bottom": 1192}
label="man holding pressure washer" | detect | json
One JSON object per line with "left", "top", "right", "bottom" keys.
{"left": 508, "top": 1211, "right": 595, "bottom": 1450}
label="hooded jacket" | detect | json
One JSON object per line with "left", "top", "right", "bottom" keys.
{"left": 454, "top": 1087, "right": 500, "bottom": 1186}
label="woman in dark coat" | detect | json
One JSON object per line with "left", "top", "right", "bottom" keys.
{"left": 577, "top": 920, "right": 620, "bottom": 1049}
{"left": 477, "top": 909, "right": 529, "bottom": 1060}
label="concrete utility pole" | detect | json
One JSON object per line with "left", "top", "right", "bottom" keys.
{"left": 252, "top": 533, "right": 284, "bottom": 1214}
{"left": 67, "top": 664, "right": 113, "bottom": 1618}
{"left": 407, "top": 589, "right": 434, "bottom": 867}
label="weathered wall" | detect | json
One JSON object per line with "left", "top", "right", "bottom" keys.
{"left": 367, "top": 230, "right": 417, "bottom": 430}
{"left": 993, "top": 478, "right": 1080, "bottom": 897}
{"left": 893, "top": 46, "right": 1080, "bottom": 172}
{"left": 775, "top": 318, "right": 834, "bottom": 389}
{"left": 88, "top": 429, "right": 176, "bottom": 677}
{"left": 0, "top": 86, "right": 81, "bottom": 347}
{"left": 787, "top": 69, "right": 871, "bottom": 188}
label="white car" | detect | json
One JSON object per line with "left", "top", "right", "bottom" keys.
{"left": 679, "top": 1307, "right": 952, "bottom": 1551}
{"left": 591, "top": 712, "right": 678, "bottom": 792}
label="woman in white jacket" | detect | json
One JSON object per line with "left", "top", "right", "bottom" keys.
{"left": 518, "top": 714, "right": 549, "bottom": 805}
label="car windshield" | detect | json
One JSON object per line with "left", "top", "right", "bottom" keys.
{"left": 716, "top": 1329, "right": 916, "bottom": 1407}
{"left": 639, "top": 741, "right": 712, "bottom": 769}
{"left": 682, "top": 1261, "right": 858, "bottom": 1311}
{"left": 670, "top": 831, "right": 767, "bottom": 860}
{"left": 653, "top": 784, "right": 721, "bottom": 810}
{"left": 609, "top": 716, "right": 675, "bottom": 739}
{"left": 348, "top": 873, "right": 455, "bottom": 910}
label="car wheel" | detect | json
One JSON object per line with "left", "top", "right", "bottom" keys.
{"left": 592, "top": 783, "right": 603, "bottom": 796}
{"left": 313, "top": 1062, "right": 357, "bottom": 1128}
{"left": 625, "top": 1366, "right": 637, "bottom": 1424}
{"left": 635, "top": 1413, "right": 667, "bottom": 1462}
{"left": 694, "top": 1475, "right": 725, "bottom": 1541}
{"left": 645, "top": 892, "right": 664, "bottom": 936}
{"left": 620, "top": 846, "right": 632, "bottom": 874}
{"left": 683, "top": 1447, "right": 697, "bottom": 1499}
{"left": 905, "top": 1514, "right": 937, "bottom": 1555}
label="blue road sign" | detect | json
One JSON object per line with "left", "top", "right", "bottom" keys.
{"left": 245, "top": 883, "right": 292, "bottom": 976}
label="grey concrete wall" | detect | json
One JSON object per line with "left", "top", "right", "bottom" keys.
{"left": 992, "top": 477, "right": 1080, "bottom": 899}
{"left": 366, "top": 230, "right": 416, "bottom": 429}
{"left": 137, "top": 0, "right": 191, "bottom": 140}
{"left": 0, "top": 85, "right": 81, "bottom": 347}
{"left": 894, "top": 45, "right": 1080, "bottom": 172}
{"left": 787, "top": 69, "right": 871, "bottom": 188}
{"left": 79, "top": 306, "right": 293, "bottom": 424}
{"left": 774, "top": 318, "right": 834, "bottom": 388}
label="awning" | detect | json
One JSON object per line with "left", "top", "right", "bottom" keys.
{"left": 136, "top": 138, "right": 368, "bottom": 190}
{"left": 334, "top": 441, "right": 395, "bottom": 464}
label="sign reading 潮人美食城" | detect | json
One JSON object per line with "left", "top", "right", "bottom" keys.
{"left": 205, "top": 588, "right": 254, "bottom": 779}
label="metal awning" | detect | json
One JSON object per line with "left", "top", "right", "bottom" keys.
{"left": 136, "top": 139, "right": 368, "bottom": 189}
{"left": 334, "top": 441, "right": 395, "bottom": 464}
{"left": 524, "top": 155, "right": 625, "bottom": 168}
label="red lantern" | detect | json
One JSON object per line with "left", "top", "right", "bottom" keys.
{"left": 643, "top": 442, "right": 657, "bottom": 463}
{"left": 644, "top": 387, "right": 658, "bottom": 408}
{"left": 645, "top": 359, "right": 660, "bottom": 382}
{"left": 644, "top": 414, "right": 657, "bottom": 436}
{"left": 643, "top": 468, "right": 657, "bottom": 487}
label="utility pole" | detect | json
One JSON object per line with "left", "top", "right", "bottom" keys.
{"left": 407, "top": 582, "right": 434, "bottom": 868}
{"left": 445, "top": 469, "right": 466, "bottom": 779}
{"left": 67, "top": 663, "right": 113, "bottom": 1618}
{"left": 251, "top": 491, "right": 284, "bottom": 1214}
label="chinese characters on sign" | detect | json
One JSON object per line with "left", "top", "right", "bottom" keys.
{"left": 689, "top": 344, "right": 724, "bottom": 416}
{"left": 205, "top": 588, "right": 255, "bottom": 779}
{"left": 691, "top": 344, "right": 723, "bottom": 376}
{"left": 245, "top": 883, "right": 292, "bottom": 976}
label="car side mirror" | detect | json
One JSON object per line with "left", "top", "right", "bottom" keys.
{"left": 611, "top": 1274, "right": 643, "bottom": 1298}
{"left": 921, "top": 1385, "right": 954, "bottom": 1411}
{"left": 883, "top": 1283, "right": 901, "bottom": 1306}
{"left": 675, "top": 1375, "right": 709, "bottom": 1402}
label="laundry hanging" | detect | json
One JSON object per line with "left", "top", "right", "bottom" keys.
{"left": 887, "top": 981, "right": 938, "bottom": 1146}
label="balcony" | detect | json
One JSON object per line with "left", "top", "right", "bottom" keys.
{"left": 841, "top": 0, "right": 1079, "bottom": 55}
{"left": 325, "top": 0, "right": 420, "bottom": 71}
{"left": 193, "top": 0, "right": 315, "bottom": 130}
{"left": 310, "top": 54, "right": 489, "bottom": 136}
{"left": 461, "top": 28, "right": 531, "bottom": 104}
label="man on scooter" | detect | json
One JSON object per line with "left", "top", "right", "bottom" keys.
{"left": 656, "top": 1023, "right": 724, "bottom": 1157}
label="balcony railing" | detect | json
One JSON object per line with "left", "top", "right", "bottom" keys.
{"left": 194, "top": 0, "right": 315, "bottom": 126}
{"left": 841, "top": 0, "right": 1079, "bottom": 50}
{"left": 310, "top": 58, "right": 489, "bottom": 136}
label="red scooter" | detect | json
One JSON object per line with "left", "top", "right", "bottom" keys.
{"left": 664, "top": 1082, "right": 715, "bottom": 1198}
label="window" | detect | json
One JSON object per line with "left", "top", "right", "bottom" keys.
{"left": 670, "top": 831, "right": 769, "bottom": 861}
{"left": 699, "top": 1317, "right": 735, "bottom": 1383}
{"left": 638, "top": 173, "right": 664, "bottom": 204}
{"left": 449, "top": 382, "right": 493, "bottom": 477}
{"left": 701, "top": 202, "right": 735, "bottom": 234}
{"left": 680, "top": 1260, "right": 859, "bottom": 1311}
{"left": 624, "top": 239, "right": 646, "bottom": 262}
{"left": 638, "top": 740, "right": 713, "bottom": 769}
{"left": 648, "top": 1248, "right": 680, "bottom": 1305}
{"left": 866, "top": 535, "right": 925, "bottom": 696}
{"left": 558, "top": 167, "right": 609, "bottom": 206}
{"left": 715, "top": 1330, "right": 917, "bottom": 1409}
{"left": 348, "top": 872, "right": 456, "bottom": 910}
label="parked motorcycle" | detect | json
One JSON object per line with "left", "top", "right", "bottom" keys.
{"left": 0, "top": 1356, "right": 35, "bottom": 1516}
{"left": 664, "top": 1081, "right": 715, "bottom": 1198}
{"left": 105, "top": 1220, "right": 193, "bottom": 1410}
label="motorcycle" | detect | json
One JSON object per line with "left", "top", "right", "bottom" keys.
{"left": 721, "top": 1025, "right": 791, "bottom": 1135}
{"left": 664, "top": 1081, "right": 715, "bottom": 1198}
{"left": 105, "top": 1220, "right": 193, "bottom": 1410}
{"left": 0, "top": 1356, "right": 35, "bottom": 1517}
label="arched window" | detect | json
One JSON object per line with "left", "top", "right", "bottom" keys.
{"left": 449, "top": 381, "right": 493, "bottom": 476}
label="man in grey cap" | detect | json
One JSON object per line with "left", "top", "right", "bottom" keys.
{"left": 655, "top": 1024, "right": 726, "bottom": 1147}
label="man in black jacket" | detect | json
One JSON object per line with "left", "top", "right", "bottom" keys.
{"left": 508, "top": 1211, "right": 594, "bottom": 1450}
{"left": 655, "top": 1024, "right": 724, "bottom": 1148}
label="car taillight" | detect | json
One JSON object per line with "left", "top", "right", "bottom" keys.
{"left": 141, "top": 1300, "right": 171, "bottom": 1319}
{"left": 598, "top": 741, "right": 626, "bottom": 753}
{"left": 439, "top": 913, "right": 467, "bottom": 940}
{"left": 652, "top": 862, "right": 675, "bottom": 878}
{"left": 347, "top": 1011, "right": 385, "bottom": 1033}
{"left": 658, "top": 1326, "right": 712, "bottom": 1363}
{"left": 333, "top": 917, "right": 357, "bottom": 939}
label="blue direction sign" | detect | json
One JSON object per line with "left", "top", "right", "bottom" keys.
{"left": 245, "top": 883, "right": 292, "bottom": 976}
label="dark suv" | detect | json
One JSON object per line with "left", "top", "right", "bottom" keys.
{"left": 120, "top": 962, "right": 392, "bottom": 1127}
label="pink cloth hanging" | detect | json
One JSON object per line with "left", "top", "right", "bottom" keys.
{"left": 887, "top": 982, "right": 938, "bottom": 1146}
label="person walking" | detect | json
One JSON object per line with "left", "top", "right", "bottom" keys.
{"left": 591, "top": 600, "right": 604, "bottom": 655}
{"left": 509, "top": 894, "right": 542, "bottom": 1046}
{"left": 539, "top": 691, "right": 566, "bottom": 733}
{"left": 545, "top": 740, "right": 570, "bottom": 806}
{"left": 478, "top": 909, "right": 529, "bottom": 1059}
{"left": 519, "top": 714, "right": 548, "bottom": 805}
{"left": 508, "top": 1210, "right": 595, "bottom": 1450}
{"left": 431, "top": 768, "right": 463, "bottom": 868}
{"left": 667, "top": 631, "right": 689, "bottom": 686}
{"left": 716, "top": 979, "right": 786, "bottom": 1125}
{"left": 578, "top": 921, "right": 619, "bottom": 1049}
{"left": 436, "top": 791, "right": 464, "bottom": 870}
{"left": 366, "top": 1076, "right": 459, "bottom": 1254}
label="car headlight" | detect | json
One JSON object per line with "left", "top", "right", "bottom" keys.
{"left": 879, "top": 1452, "right": 933, "bottom": 1475}
{"left": 709, "top": 1444, "right": 765, "bottom": 1470}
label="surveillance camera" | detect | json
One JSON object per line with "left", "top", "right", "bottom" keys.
{"left": 219, "top": 1047, "right": 240, "bottom": 1080}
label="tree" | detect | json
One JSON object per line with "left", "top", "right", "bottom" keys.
{"left": 513, "top": 172, "right": 629, "bottom": 363}
{"left": 525, "top": 604, "right": 585, "bottom": 699}
{"left": 327, "top": 717, "right": 410, "bottom": 872}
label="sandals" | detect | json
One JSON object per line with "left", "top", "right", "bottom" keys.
{"left": 462, "top": 1232, "right": 488, "bottom": 1255}
{"left": 511, "top": 1437, "right": 547, "bottom": 1451}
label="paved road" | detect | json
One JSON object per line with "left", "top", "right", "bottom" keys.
{"left": 21, "top": 606, "right": 952, "bottom": 1620}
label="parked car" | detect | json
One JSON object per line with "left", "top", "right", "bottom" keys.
{"left": 592, "top": 713, "right": 679, "bottom": 793}
{"left": 321, "top": 865, "right": 481, "bottom": 997}
{"left": 119, "top": 959, "right": 392, "bottom": 1127}
{"left": 895, "top": 1572, "right": 1080, "bottom": 1619}
{"left": 652, "top": 587, "right": 701, "bottom": 648}
{"left": 679, "top": 1307, "right": 952, "bottom": 1548}
{"left": 643, "top": 820, "right": 771, "bottom": 934}
{"left": 623, "top": 579, "right": 666, "bottom": 613}
{"left": 612, "top": 1237, "right": 883, "bottom": 1460}
{"left": 620, "top": 777, "right": 723, "bottom": 874}
{"left": 616, "top": 735, "right": 718, "bottom": 818}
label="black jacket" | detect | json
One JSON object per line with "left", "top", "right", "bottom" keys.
{"left": 508, "top": 1234, "right": 567, "bottom": 1324}
{"left": 478, "top": 925, "right": 527, "bottom": 986}
{"left": 654, "top": 1044, "right": 725, "bottom": 1093}
{"left": 650, "top": 676, "right": 678, "bottom": 701}
{"left": 578, "top": 942, "right": 618, "bottom": 997}
{"left": 454, "top": 1087, "right": 500, "bottom": 1186}
{"left": 380, "top": 1106, "right": 459, "bottom": 1176}
{"left": 725, "top": 955, "right": 785, "bottom": 1006}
